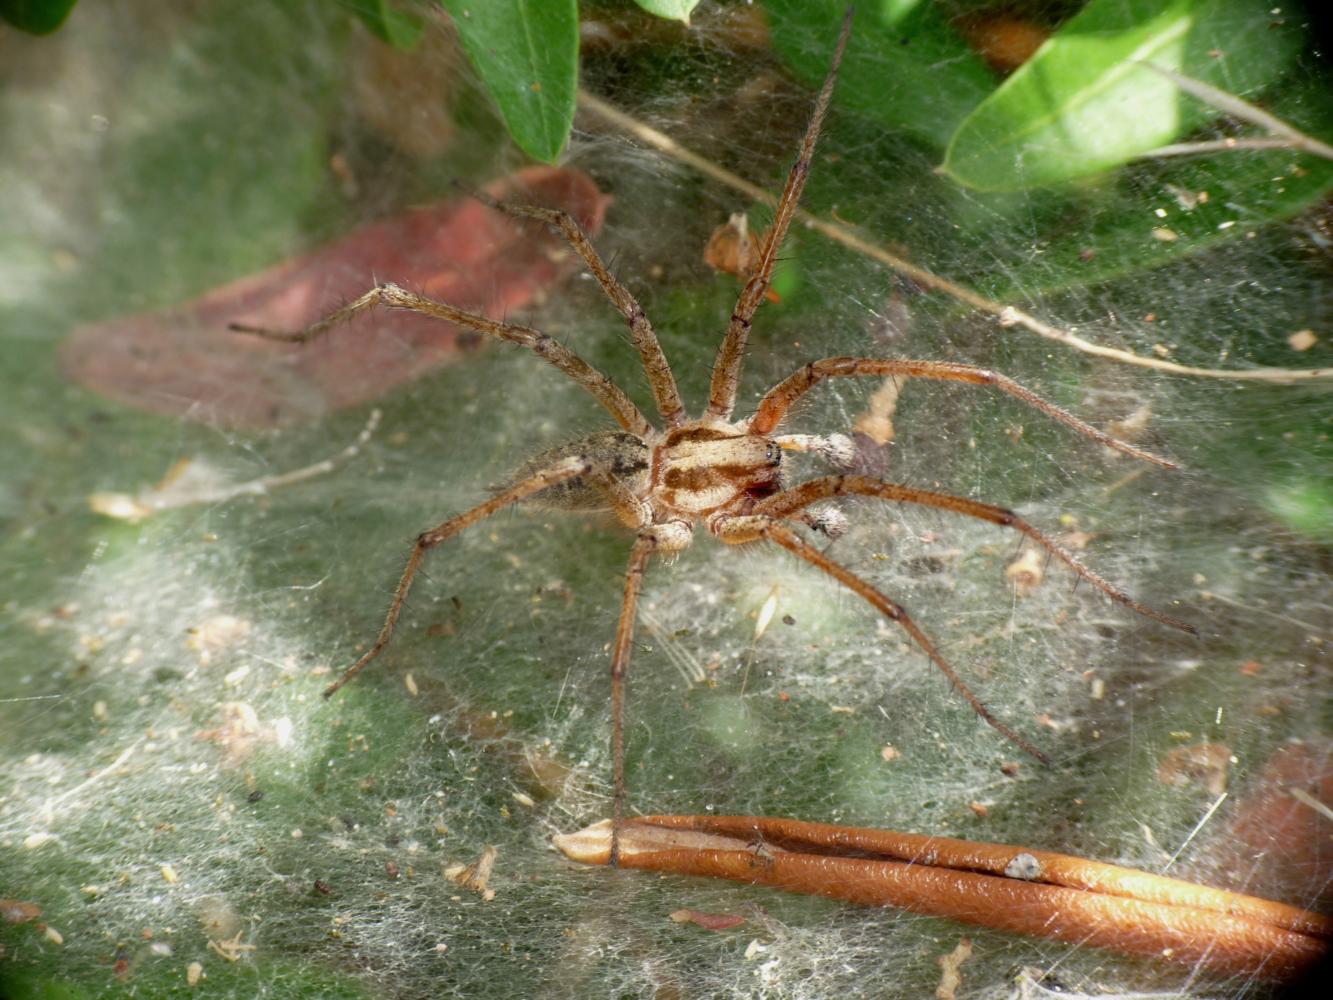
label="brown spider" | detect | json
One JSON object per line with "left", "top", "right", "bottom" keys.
{"left": 233, "top": 11, "right": 1193, "bottom": 858}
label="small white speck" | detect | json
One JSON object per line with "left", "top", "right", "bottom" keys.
{"left": 1005, "top": 852, "right": 1043, "bottom": 880}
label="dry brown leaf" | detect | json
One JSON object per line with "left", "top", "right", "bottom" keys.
{"left": 668, "top": 908, "right": 747, "bottom": 932}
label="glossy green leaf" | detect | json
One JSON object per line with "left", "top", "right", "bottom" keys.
{"left": 633, "top": 0, "right": 699, "bottom": 23}
{"left": 965, "top": 80, "right": 1333, "bottom": 300}
{"left": 437, "top": 0, "right": 577, "bottom": 163}
{"left": 942, "top": 0, "right": 1303, "bottom": 191}
{"left": 343, "top": 0, "right": 424, "bottom": 49}
{"left": 0, "top": 0, "right": 77, "bottom": 34}
{"left": 766, "top": 0, "right": 994, "bottom": 149}
{"left": 984, "top": 136, "right": 1333, "bottom": 299}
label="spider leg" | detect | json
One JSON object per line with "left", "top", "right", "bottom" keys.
{"left": 705, "top": 8, "right": 853, "bottom": 421}
{"left": 749, "top": 357, "right": 1177, "bottom": 468}
{"left": 608, "top": 534, "right": 658, "bottom": 866}
{"left": 753, "top": 476, "right": 1196, "bottom": 634}
{"left": 714, "top": 514, "right": 1050, "bottom": 764}
{"left": 320, "top": 455, "right": 598, "bottom": 699}
{"left": 462, "top": 187, "right": 686, "bottom": 428}
{"left": 583, "top": 462, "right": 656, "bottom": 531}
{"left": 230, "top": 283, "right": 653, "bottom": 438}
{"left": 774, "top": 432, "right": 856, "bottom": 469}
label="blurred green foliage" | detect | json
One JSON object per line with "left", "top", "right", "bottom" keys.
{"left": 0, "top": 0, "right": 77, "bottom": 35}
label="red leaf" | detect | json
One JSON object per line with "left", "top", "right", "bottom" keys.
{"left": 1207, "top": 739, "right": 1333, "bottom": 909}
{"left": 62, "top": 167, "right": 611, "bottom": 428}
{"left": 668, "top": 907, "right": 747, "bottom": 932}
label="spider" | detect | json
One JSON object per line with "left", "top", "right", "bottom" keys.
{"left": 233, "top": 11, "right": 1194, "bottom": 859}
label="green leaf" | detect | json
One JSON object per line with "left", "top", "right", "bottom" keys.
{"left": 1016, "top": 153, "right": 1333, "bottom": 297}
{"left": 437, "top": 0, "right": 577, "bottom": 164}
{"left": 966, "top": 79, "right": 1333, "bottom": 300}
{"left": 0, "top": 0, "right": 77, "bottom": 34}
{"left": 942, "top": 0, "right": 1303, "bottom": 191}
{"left": 633, "top": 0, "right": 700, "bottom": 23}
{"left": 0, "top": 969, "right": 93, "bottom": 999}
{"left": 766, "top": 0, "right": 994, "bottom": 149}
{"left": 343, "top": 0, "right": 425, "bottom": 49}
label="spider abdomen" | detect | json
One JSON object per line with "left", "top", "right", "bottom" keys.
{"left": 510, "top": 430, "right": 650, "bottom": 511}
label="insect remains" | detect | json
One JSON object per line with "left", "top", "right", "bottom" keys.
{"left": 232, "top": 11, "right": 1194, "bottom": 861}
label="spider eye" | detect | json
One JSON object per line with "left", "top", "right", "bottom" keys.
{"left": 766, "top": 441, "right": 782, "bottom": 466}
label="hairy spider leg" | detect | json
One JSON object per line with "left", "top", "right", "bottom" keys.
{"left": 609, "top": 534, "right": 657, "bottom": 865}
{"left": 228, "top": 211, "right": 691, "bottom": 850}
{"left": 755, "top": 476, "right": 1197, "bottom": 633}
{"left": 318, "top": 455, "right": 651, "bottom": 700}
{"left": 750, "top": 357, "right": 1178, "bottom": 468}
{"left": 713, "top": 515, "right": 1051, "bottom": 764}
{"left": 706, "top": 7, "right": 854, "bottom": 421}
{"left": 317, "top": 450, "right": 666, "bottom": 698}
{"left": 461, "top": 187, "right": 686, "bottom": 429}
{"left": 230, "top": 283, "right": 653, "bottom": 438}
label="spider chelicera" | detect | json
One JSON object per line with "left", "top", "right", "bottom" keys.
{"left": 234, "top": 11, "right": 1194, "bottom": 858}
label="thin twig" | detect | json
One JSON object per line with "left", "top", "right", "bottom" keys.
{"left": 1163, "top": 791, "right": 1228, "bottom": 871}
{"left": 555, "top": 814, "right": 1330, "bottom": 981}
{"left": 88, "top": 408, "right": 382, "bottom": 521}
{"left": 35, "top": 737, "right": 145, "bottom": 821}
{"left": 1289, "top": 787, "right": 1333, "bottom": 824}
{"left": 1136, "top": 62, "right": 1333, "bottom": 162}
{"left": 577, "top": 90, "right": 1331, "bottom": 385}
{"left": 1141, "top": 137, "right": 1299, "bottom": 158}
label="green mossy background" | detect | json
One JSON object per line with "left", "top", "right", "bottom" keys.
{"left": 2, "top": 2, "right": 1329, "bottom": 997}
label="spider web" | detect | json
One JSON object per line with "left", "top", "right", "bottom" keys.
{"left": 1, "top": 2, "right": 1329, "bottom": 998}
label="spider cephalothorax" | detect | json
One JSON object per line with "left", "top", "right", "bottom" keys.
{"left": 233, "top": 10, "right": 1193, "bottom": 859}
{"left": 652, "top": 423, "right": 787, "bottom": 526}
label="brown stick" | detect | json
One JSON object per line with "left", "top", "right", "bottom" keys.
{"left": 554, "top": 815, "right": 1330, "bottom": 981}
{"left": 634, "top": 814, "right": 1333, "bottom": 939}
